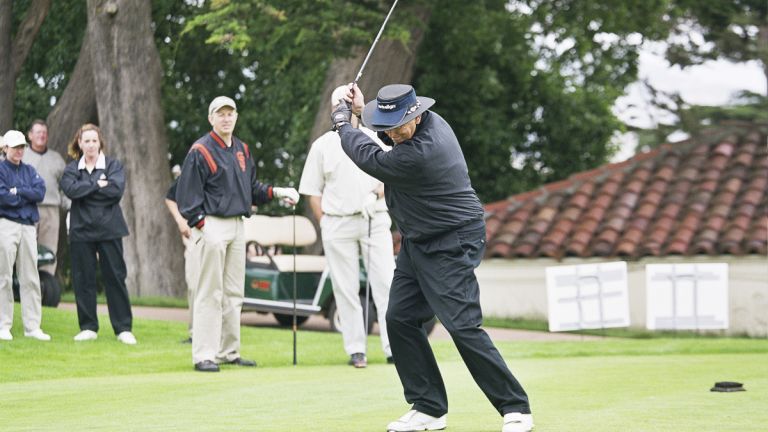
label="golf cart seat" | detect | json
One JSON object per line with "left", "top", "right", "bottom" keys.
{"left": 243, "top": 214, "right": 326, "bottom": 273}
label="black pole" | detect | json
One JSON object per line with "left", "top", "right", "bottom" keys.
{"left": 292, "top": 205, "right": 298, "bottom": 366}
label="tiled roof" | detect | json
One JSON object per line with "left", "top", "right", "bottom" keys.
{"left": 485, "top": 123, "right": 768, "bottom": 259}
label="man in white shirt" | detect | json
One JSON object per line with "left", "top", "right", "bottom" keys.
{"left": 299, "top": 85, "right": 395, "bottom": 368}
{"left": 22, "top": 120, "right": 69, "bottom": 275}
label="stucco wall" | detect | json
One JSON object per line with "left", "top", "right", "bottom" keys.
{"left": 477, "top": 255, "right": 768, "bottom": 337}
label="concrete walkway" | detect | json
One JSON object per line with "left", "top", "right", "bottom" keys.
{"left": 58, "top": 303, "right": 601, "bottom": 342}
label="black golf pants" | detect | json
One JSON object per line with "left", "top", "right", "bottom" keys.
{"left": 386, "top": 220, "right": 530, "bottom": 418}
{"left": 70, "top": 239, "right": 133, "bottom": 335}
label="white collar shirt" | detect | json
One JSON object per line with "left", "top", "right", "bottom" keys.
{"left": 78, "top": 152, "right": 106, "bottom": 171}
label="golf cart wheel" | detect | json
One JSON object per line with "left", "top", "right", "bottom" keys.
{"left": 328, "top": 296, "right": 375, "bottom": 334}
{"left": 273, "top": 313, "right": 309, "bottom": 327}
{"left": 39, "top": 271, "right": 61, "bottom": 307}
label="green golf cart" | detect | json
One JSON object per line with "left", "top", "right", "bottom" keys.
{"left": 241, "top": 215, "right": 436, "bottom": 334}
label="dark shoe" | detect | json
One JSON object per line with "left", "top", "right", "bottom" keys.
{"left": 348, "top": 353, "right": 367, "bottom": 368}
{"left": 194, "top": 360, "right": 220, "bottom": 372}
{"left": 181, "top": 337, "right": 192, "bottom": 344}
{"left": 223, "top": 357, "right": 256, "bottom": 367}
{"left": 386, "top": 356, "right": 395, "bottom": 365}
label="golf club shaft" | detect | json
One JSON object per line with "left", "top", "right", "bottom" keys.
{"left": 353, "top": 0, "right": 399, "bottom": 84}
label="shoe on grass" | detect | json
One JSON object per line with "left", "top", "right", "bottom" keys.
{"left": 117, "top": 331, "right": 137, "bottom": 345}
{"left": 348, "top": 352, "right": 367, "bottom": 368}
{"left": 387, "top": 410, "right": 446, "bottom": 431}
{"left": 0, "top": 328, "right": 12, "bottom": 341}
{"left": 24, "top": 328, "right": 51, "bottom": 341}
{"left": 194, "top": 360, "right": 220, "bottom": 372}
{"left": 502, "top": 412, "right": 534, "bottom": 432}
{"left": 74, "top": 330, "right": 98, "bottom": 341}
{"left": 221, "top": 357, "right": 256, "bottom": 367}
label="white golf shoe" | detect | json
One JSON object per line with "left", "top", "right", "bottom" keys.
{"left": 387, "top": 410, "right": 447, "bottom": 431}
{"left": 74, "top": 330, "right": 98, "bottom": 341}
{"left": 0, "top": 328, "right": 12, "bottom": 341}
{"left": 502, "top": 412, "right": 534, "bottom": 432}
{"left": 24, "top": 328, "right": 51, "bottom": 341}
{"left": 117, "top": 331, "right": 137, "bottom": 345}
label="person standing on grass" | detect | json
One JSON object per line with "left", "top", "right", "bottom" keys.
{"left": 299, "top": 85, "right": 395, "bottom": 369}
{"left": 333, "top": 84, "right": 533, "bottom": 432}
{"left": 60, "top": 124, "right": 137, "bottom": 345}
{"left": 175, "top": 96, "right": 299, "bottom": 372}
{"left": 0, "top": 130, "right": 51, "bottom": 342}
{"left": 22, "top": 119, "right": 70, "bottom": 276}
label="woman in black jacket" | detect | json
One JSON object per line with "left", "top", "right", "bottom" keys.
{"left": 60, "top": 124, "right": 136, "bottom": 344}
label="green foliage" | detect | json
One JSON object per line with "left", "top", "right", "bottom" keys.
{"left": 11, "top": 0, "right": 86, "bottom": 131}
{"left": 163, "top": 0, "right": 396, "bottom": 214}
{"left": 629, "top": 85, "right": 767, "bottom": 149}
{"left": 666, "top": 0, "right": 767, "bottom": 73}
{"left": 13, "top": 0, "right": 741, "bottom": 207}
{"left": 413, "top": 0, "right": 668, "bottom": 201}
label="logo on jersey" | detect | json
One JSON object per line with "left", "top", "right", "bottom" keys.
{"left": 236, "top": 151, "right": 246, "bottom": 172}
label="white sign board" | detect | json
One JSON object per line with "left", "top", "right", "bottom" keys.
{"left": 545, "top": 262, "right": 630, "bottom": 332}
{"left": 646, "top": 263, "right": 729, "bottom": 330}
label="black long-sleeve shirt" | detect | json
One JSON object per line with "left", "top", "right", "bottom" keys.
{"left": 175, "top": 131, "right": 273, "bottom": 225}
{"left": 339, "top": 111, "right": 483, "bottom": 241}
{"left": 60, "top": 154, "right": 129, "bottom": 242}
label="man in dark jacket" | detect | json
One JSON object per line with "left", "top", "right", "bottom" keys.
{"left": 332, "top": 84, "right": 533, "bottom": 432}
{"left": 176, "top": 96, "right": 299, "bottom": 372}
{"left": 0, "top": 130, "right": 50, "bottom": 341}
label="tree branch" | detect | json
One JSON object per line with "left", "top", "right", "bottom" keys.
{"left": 11, "top": 0, "right": 51, "bottom": 79}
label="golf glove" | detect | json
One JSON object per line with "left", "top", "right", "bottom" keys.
{"left": 273, "top": 187, "right": 300, "bottom": 205}
{"left": 331, "top": 99, "right": 352, "bottom": 130}
{"left": 361, "top": 192, "right": 387, "bottom": 220}
{"left": 361, "top": 193, "right": 377, "bottom": 220}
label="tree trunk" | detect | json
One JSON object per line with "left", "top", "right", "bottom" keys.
{"left": 303, "top": 5, "right": 432, "bottom": 253}
{"left": 46, "top": 31, "right": 98, "bottom": 282}
{"left": 307, "top": 6, "right": 433, "bottom": 144}
{"left": 46, "top": 32, "right": 98, "bottom": 155}
{"left": 11, "top": 0, "right": 51, "bottom": 78}
{"left": 0, "top": 0, "right": 51, "bottom": 131}
{"left": 86, "top": 0, "right": 184, "bottom": 297}
{"left": 0, "top": 0, "right": 14, "bottom": 131}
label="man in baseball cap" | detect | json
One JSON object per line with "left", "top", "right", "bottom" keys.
{"left": 0, "top": 130, "right": 51, "bottom": 342}
{"left": 208, "top": 96, "right": 237, "bottom": 116}
{"left": 176, "top": 96, "right": 299, "bottom": 372}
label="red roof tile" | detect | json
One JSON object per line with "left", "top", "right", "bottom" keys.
{"left": 484, "top": 123, "right": 768, "bottom": 259}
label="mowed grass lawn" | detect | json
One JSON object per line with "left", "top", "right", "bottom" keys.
{"left": 1, "top": 305, "right": 767, "bottom": 431}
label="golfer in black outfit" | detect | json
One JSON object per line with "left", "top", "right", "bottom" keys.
{"left": 333, "top": 84, "right": 533, "bottom": 432}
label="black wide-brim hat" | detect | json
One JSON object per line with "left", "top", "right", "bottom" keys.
{"left": 362, "top": 84, "right": 435, "bottom": 132}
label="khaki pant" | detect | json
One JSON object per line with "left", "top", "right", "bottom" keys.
{"left": 0, "top": 218, "right": 42, "bottom": 333}
{"left": 321, "top": 213, "right": 394, "bottom": 357}
{"left": 183, "top": 238, "right": 196, "bottom": 337}
{"left": 189, "top": 216, "right": 245, "bottom": 364}
{"left": 35, "top": 205, "right": 60, "bottom": 275}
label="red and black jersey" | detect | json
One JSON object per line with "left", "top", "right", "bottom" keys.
{"left": 175, "top": 131, "right": 273, "bottom": 226}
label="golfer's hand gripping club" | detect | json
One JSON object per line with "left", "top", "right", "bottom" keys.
{"left": 331, "top": 99, "right": 353, "bottom": 131}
